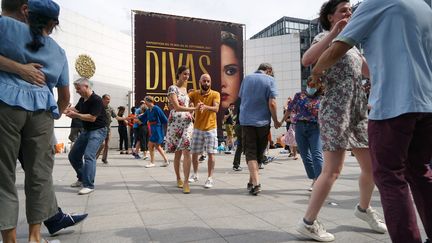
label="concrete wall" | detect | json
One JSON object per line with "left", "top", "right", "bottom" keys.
{"left": 244, "top": 34, "right": 301, "bottom": 139}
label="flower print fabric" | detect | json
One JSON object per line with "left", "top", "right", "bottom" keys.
{"left": 314, "top": 32, "right": 369, "bottom": 152}
{"left": 165, "top": 85, "right": 194, "bottom": 152}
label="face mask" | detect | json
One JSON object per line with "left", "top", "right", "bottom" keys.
{"left": 306, "top": 87, "right": 317, "bottom": 96}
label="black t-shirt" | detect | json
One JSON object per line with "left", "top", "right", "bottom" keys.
{"left": 75, "top": 92, "right": 107, "bottom": 130}
{"left": 70, "top": 118, "right": 83, "bottom": 128}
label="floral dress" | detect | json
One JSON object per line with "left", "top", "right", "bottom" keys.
{"left": 165, "top": 85, "right": 194, "bottom": 152}
{"left": 315, "top": 31, "right": 369, "bottom": 151}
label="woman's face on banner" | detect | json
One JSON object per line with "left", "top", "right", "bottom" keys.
{"left": 221, "top": 44, "right": 240, "bottom": 109}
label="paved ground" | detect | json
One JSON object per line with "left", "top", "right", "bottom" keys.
{"left": 13, "top": 149, "right": 426, "bottom": 243}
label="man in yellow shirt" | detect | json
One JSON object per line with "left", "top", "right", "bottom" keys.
{"left": 188, "top": 74, "right": 220, "bottom": 188}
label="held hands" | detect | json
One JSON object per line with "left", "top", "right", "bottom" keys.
{"left": 64, "top": 105, "right": 78, "bottom": 118}
{"left": 18, "top": 63, "right": 46, "bottom": 87}
{"left": 197, "top": 102, "right": 206, "bottom": 113}
{"left": 274, "top": 120, "right": 282, "bottom": 129}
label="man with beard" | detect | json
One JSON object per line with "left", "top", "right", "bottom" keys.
{"left": 188, "top": 74, "right": 220, "bottom": 188}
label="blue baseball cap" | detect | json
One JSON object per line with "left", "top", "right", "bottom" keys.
{"left": 28, "top": 0, "right": 60, "bottom": 20}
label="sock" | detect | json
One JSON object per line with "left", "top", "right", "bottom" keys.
{"left": 303, "top": 218, "right": 314, "bottom": 225}
{"left": 357, "top": 205, "right": 367, "bottom": 213}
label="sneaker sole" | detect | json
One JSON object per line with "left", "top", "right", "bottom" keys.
{"left": 296, "top": 226, "right": 335, "bottom": 242}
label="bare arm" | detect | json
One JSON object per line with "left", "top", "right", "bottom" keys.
{"left": 311, "top": 41, "right": 352, "bottom": 82}
{"left": 361, "top": 55, "right": 370, "bottom": 78}
{"left": 64, "top": 108, "right": 97, "bottom": 122}
{"left": 268, "top": 98, "right": 280, "bottom": 129}
{"left": 198, "top": 101, "right": 220, "bottom": 113}
{"left": 302, "top": 19, "right": 348, "bottom": 66}
{"left": 168, "top": 93, "right": 196, "bottom": 112}
{"left": 0, "top": 55, "right": 46, "bottom": 86}
{"left": 280, "top": 109, "right": 290, "bottom": 124}
{"left": 57, "top": 86, "right": 70, "bottom": 116}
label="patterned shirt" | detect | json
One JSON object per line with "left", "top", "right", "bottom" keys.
{"left": 288, "top": 91, "right": 320, "bottom": 123}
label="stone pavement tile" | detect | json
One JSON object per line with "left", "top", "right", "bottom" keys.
{"left": 54, "top": 193, "right": 90, "bottom": 208}
{"left": 146, "top": 219, "right": 220, "bottom": 243}
{"left": 254, "top": 208, "right": 307, "bottom": 229}
{"left": 174, "top": 193, "right": 228, "bottom": 208}
{"left": 86, "top": 191, "right": 133, "bottom": 206}
{"left": 85, "top": 201, "right": 138, "bottom": 217}
{"left": 44, "top": 233, "right": 80, "bottom": 243}
{"left": 204, "top": 214, "right": 277, "bottom": 237}
{"left": 189, "top": 203, "right": 249, "bottom": 220}
{"left": 233, "top": 196, "right": 288, "bottom": 214}
{"left": 76, "top": 228, "right": 151, "bottom": 243}
{"left": 136, "top": 199, "right": 185, "bottom": 212}
{"left": 223, "top": 228, "right": 297, "bottom": 243}
{"left": 186, "top": 238, "right": 228, "bottom": 243}
{"left": 80, "top": 212, "right": 144, "bottom": 233}
{"left": 139, "top": 207, "right": 199, "bottom": 226}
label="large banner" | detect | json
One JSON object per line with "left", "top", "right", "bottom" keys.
{"left": 133, "top": 11, "right": 243, "bottom": 138}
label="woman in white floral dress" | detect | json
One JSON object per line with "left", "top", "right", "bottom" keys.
{"left": 166, "top": 66, "right": 197, "bottom": 194}
{"left": 296, "top": 0, "right": 387, "bottom": 241}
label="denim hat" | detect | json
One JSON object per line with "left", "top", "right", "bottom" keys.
{"left": 28, "top": 0, "right": 60, "bottom": 20}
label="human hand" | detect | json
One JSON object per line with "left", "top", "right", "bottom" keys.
{"left": 65, "top": 109, "right": 77, "bottom": 118}
{"left": 331, "top": 18, "right": 349, "bottom": 35}
{"left": 274, "top": 120, "right": 281, "bottom": 129}
{"left": 308, "top": 73, "right": 323, "bottom": 88}
{"left": 18, "top": 63, "right": 46, "bottom": 87}
{"left": 197, "top": 102, "right": 205, "bottom": 112}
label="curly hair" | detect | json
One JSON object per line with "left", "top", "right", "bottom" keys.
{"left": 319, "top": 0, "right": 350, "bottom": 31}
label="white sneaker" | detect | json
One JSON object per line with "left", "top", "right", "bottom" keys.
{"left": 354, "top": 204, "right": 387, "bottom": 233}
{"left": 189, "top": 174, "right": 198, "bottom": 183}
{"left": 160, "top": 160, "right": 170, "bottom": 167}
{"left": 144, "top": 163, "right": 156, "bottom": 168}
{"left": 78, "top": 187, "right": 94, "bottom": 195}
{"left": 70, "top": 181, "right": 82, "bottom": 188}
{"left": 296, "top": 218, "right": 335, "bottom": 242}
{"left": 204, "top": 177, "right": 213, "bottom": 188}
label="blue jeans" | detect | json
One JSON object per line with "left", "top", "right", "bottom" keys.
{"left": 295, "top": 122, "right": 324, "bottom": 180}
{"left": 68, "top": 127, "right": 107, "bottom": 189}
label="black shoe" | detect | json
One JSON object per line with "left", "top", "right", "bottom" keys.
{"left": 44, "top": 208, "right": 88, "bottom": 235}
{"left": 233, "top": 166, "right": 243, "bottom": 171}
{"left": 263, "top": 156, "right": 275, "bottom": 165}
{"left": 102, "top": 159, "right": 108, "bottom": 164}
{"left": 425, "top": 239, "right": 430, "bottom": 243}
{"left": 259, "top": 163, "right": 264, "bottom": 169}
{"left": 199, "top": 155, "right": 206, "bottom": 161}
{"left": 249, "top": 184, "right": 262, "bottom": 196}
{"left": 247, "top": 183, "right": 253, "bottom": 191}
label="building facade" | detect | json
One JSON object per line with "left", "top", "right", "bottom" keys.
{"left": 51, "top": 8, "right": 133, "bottom": 149}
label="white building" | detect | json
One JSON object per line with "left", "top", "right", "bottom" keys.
{"left": 244, "top": 33, "right": 302, "bottom": 138}
{"left": 51, "top": 8, "right": 133, "bottom": 150}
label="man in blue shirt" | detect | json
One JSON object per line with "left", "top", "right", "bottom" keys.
{"left": 239, "top": 63, "right": 281, "bottom": 195}
{"left": 310, "top": 1, "right": 432, "bottom": 242}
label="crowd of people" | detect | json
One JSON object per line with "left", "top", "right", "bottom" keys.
{"left": 0, "top": 0, "right": 431, "bottom": 242}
